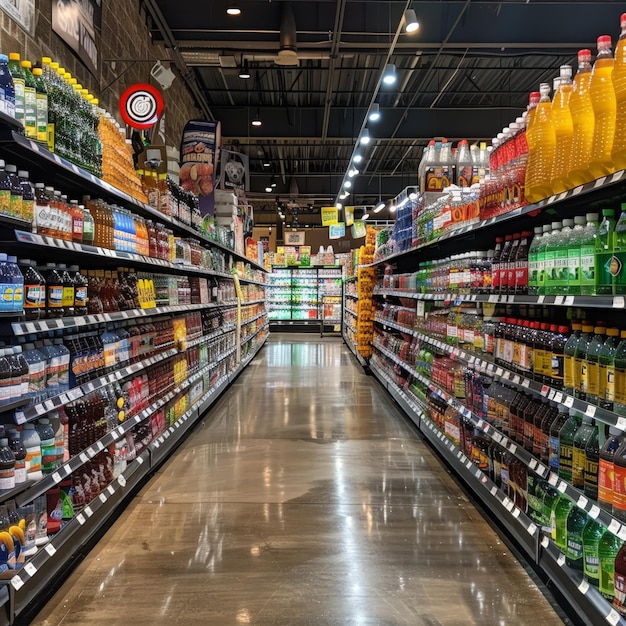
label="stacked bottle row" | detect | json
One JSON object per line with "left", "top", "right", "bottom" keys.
{"left": 140, "top": 170, "right": 200, "bottom": 229}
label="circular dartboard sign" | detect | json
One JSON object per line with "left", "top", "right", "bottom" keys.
{"left": 119, "top": 83, "right": 164, "bottom": 130}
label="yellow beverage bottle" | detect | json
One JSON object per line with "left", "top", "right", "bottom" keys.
{"left": 523, "top": 91, "right": 541, "bottom": 203}
{"left": 567, "top": 50, "right": 595, "bottom": 187}
{"left": 611, "top": 14, "right": 626, "bottom": 170}
{"left": 588, "top": 35, "right": 617, "bottom": 179}
{"left": 525, "top": 83, "right": 555, "bottom": 203}
{"left": 551, "top": 66, "right": 574, "bottom": 194}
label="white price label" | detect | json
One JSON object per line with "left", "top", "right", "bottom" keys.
{"left": 76, "top": 513, "right": 86, "bottom": 525}
{"left": 505, "top": 499, "right": 515, "bottom": 512}
{"left": 137, "top": 455, "right": 144, "bottom": 465}
{"left": 619, "top": 527, "right": 626, "bottom": 541}
{"left": 564, "top": 395, "right": 575, "bottom": 408}
{"left": 529, "top": 459, "right": 538, "bottom": 470}
{"left": 496, "top": 368, "right": 504, "bottom": 377}
{"left": 607, "top": 608, "right": 621, "bottom": 626}
{"left": 558, "top": 480, "right": 568, "bottom": 493}
{"left": 11, "top": 575, "right": 24, "bottom": 590}
{"left": 416, "top": 301, "right": 425, "bottom": 318}
{"left": 107, "top": 485, "right": 115, "bottom": 495}
{"left": 577, "top": 578, "right": 590, "bottom": 595}
{"left": 609, "top": 520, "right": 622, "bottom": 535}
{"left": 512, "top": 507, "right": 521, "bottom": 518}
{"left": 554, "top": 296, "right": 564, "bottom": 305}
{"left": 586, "top": 405, "right": 597, "bottom": 418}
{"left": 51, "top": 472, "right": 62, "bottom": 484}
{"left": 541, "top": 536, "right": 550, "bottom": 549}
{"left": 548, "top": 389, "right": 557, "bottom": 400}
{"left": 45, "top": 543, "right": 57, "bottom": 556}
{"left": 527, "top": 523, "right": 537, "bottom": 536}
{"left": 589, "top": 504, "right": 601, "bottom": 519}
{"left": 564, "top": 296, "right": 575, "bottom": 306}
{"left": 465, "top": 460, "right": 473, "bottom": 470}
{"left": 24, "top": 562, "right": 37, "bottom": 577}
{"left": 537, "top": 295, "right": 545, "bottom": 304}
{"left": 512, "top": 375, "right": 520, "bottom": 385}
{"left": 553, "top": 392, "right": 563, "bottom": 404}
{"left": 79, "top": 453, "right": 90, "bottom": 464}
{"left": 577, "top": 495, "right": 589, "bottom": 509}
{"left": 537, "top": 464, "right": 548, "bottom": 477}
{"left": 118, "top": 475, "right": 127, "bottom": 488}
{"left": 522, "top": 379, "right": 530, "bottom": 389}
{"left": 490, "top": 486, "right": 498, "bottom": 496}
{"left": 557, "top": 553, "right": 566, "bottom": 566}
{"left": 617, "top": 418, "right": 626, "bottom": 432}
{"left": 84, "top": 506, "right": 93, "bottom": 518}
{"left": 548, "top": 472, "right": 559, "bottom": 486}
{"left": 488, "top": 295, "right": 498, "bottom": 303}
{"left": 509, "top": 443, "right": 517, "bottom": 455}
{"left": 96, "top": 441, "right": 104, "bottom": 452}
{"left": 99, "top": 493, "right": 107, "bottom": 504}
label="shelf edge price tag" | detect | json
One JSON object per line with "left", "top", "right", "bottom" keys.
{"left": 577, "top": 495, "right": 589, "bottom": 510}
{"left": 11, "top": 575, "right": 24, "bottom": 590}
{"left": 76, "top": 513, "right": 86, "bottom": 525}
{"left": 607, "top": 608, "right": 621, "bottom": 626}
{"left": 585, "top": 405, "right": 597, "bottom": 418}
{"left": 512, "top": 507, "right": 521, "bottom": 518}
{"left": 84, "top": 506, "right": 93, "bottom": 518}
{"left": 118, "top": 475, "right": 127, "bottom": 488}
{"left": 557, "top": 480, "right": 568, "bottom": 493}
{"left": 541, "top": 536, "right": 550, "bottom": 548}
{"left": 527, "top": 523, "right": 537, "bottom": 536}
{"left": 24, "top": 562, "right": 37, "bottom": 577}
{"left": 99, "top": 493, "right": 107, "bottom": 504}
{"left": 45, "top": 543, "right": 57, "bottom": 556}
{"left": 577, "top": 578, "right": 589, "bottom": 595}
{"left": 589, "top": 504, "right": 601, "bottom": 519}
{"left": 564, "top": 395, "right": 575, "bottom": 408}
{"left": 564, "top": 296, "right": 575, "bottom": 306}
{"left": 557, "top": 553, "right": 566, "bottom": 567}
{"left": 608, "top": 519, "right": 622, "bottom": 535}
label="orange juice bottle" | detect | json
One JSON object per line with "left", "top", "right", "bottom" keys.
{"left": 588, "top": 35, "right": 617, "bottom": 179}
{"left": 523, "top": 91, "right": 541, "bottom": 202}
{"left": 551, "top": 66, "right": 574, "bottom": 194}
{"left": 611, "top": 14, "right": 626, "bottom": 170}
{"left": 525, "top": 83, "right": 555, "bottom": 203}
{"left": 567, "top": 50, "right": 595, "bottom": 187}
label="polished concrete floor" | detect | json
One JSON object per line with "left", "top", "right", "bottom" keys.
{"left": 33, "top": 335, "right": 566, "bottom": 626}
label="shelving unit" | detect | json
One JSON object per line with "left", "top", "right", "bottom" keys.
{"left": 0, "top": 117, "right": 269, "bottom": 625}
{"left": 361, "top": 172, "right": 626, "bottom": 626}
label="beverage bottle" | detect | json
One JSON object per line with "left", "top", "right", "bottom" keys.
{"left": 574, "top": 321, "right": 594, "bottom": 400}
{"left": 490, "top": 237, "right": 504, "bottom": 293}
{"left": 7, "top": 255, "right": 23, "bottom": 312}
{"left": 72, "top": 265, "right": 88, "bottom": 316}
{"left": 572, "top": 414, "right": 596, "bottom": 490}
{"left": 554, "top": 219, "right": 574, "bottom": 294}
{"left": 612, "top": 438, "right": 626, "bottom": 523}
{"left": 22, "top": 343, "right": 46, "bottom": 405}
{"left": 82, "top": 207, "right": 94, "bottom": 246}
{"left": 532, "top": 322, "right": 548, "bottom": 383}
{"left": 525, "top": 83, "right": 556, "bottom": 203}
{"left": 7, "top": 53, "right": 25, "bottom": 128}
{"left": 549, "top": 325, "right": 569, "bottom": 390}
{"left": 455, "top": 139, "right": 472, "bottom": 187}
{"left": 598, "top": 426, "right": 625, "bottom": 514}
{"left": 32, "top": 184, "right": 50, "bottom": 236}
{"left": 11, "top": 346, "right": 28, "bottom": 401}
{"left": 612, "top": 14, "right": 626, "bottom": 169}
{"left": 527, "top": 226, "right": 543, "bottom": 295}
{"left": 613, "top": 204, "right": 626, "bottom": 295}
{"left": 542, "top": 484, "right": 560, "bottom": 531}
{"left": 615, "top": 330, "right": 626, "bottom": 417}
{"left": 550, "top": 65, "right": 574, "bottom": 194}
{"left": 69, "top": 200, "right": 83, "bottom": 244}
{"left": 558, "top": 408, "right": 581, "bottom": 483}
{"left": 600, "top": 327, "right": 619, "bottom": 412}
{"left": 20, "top": 60, "right": 36, "bottom": 140}
{"left": 599, "top": 532, "right": 624, "bottom": 601}
{"left": 544, "top": 221, "right": 562, "bottom": 295}
{"left": 31, "top": 67, "right": 48, "bottom": 144}
{"left": 551, "top": 494, "right": 574, "bottom": 551}
{"left": 586, "top": 325, "right": 607, "bottom": 406}
{"left": 5, "top": 164, "right": 22, "bottom": 219}
{"left": 513, "top": 230, "right": 532, "bottom": 294}
{"left": 36, "top": 418, "right": 55, "bottom": 474}
{"left": 504, "top": 233, "right": 520, "bottom": 294}
{"left": 0, "top": 438, "right": 15, "bottom": 491}
{"left": 563, "top": 322, "right": 581, "bottom": 396}
{"left": 596, "top": 208, "right": 617, "bottom": 295}
{"left": 540, "top": 402, "right": 560, "bottom": 465}
{"left": 565, "top": 506, "right": 588, "bottom": 570}
{"left": 588, "top": 35, "right": 617, "bottom": 179}
{"left": 567, "top": 50, "right": 595, "bottom": 187}
{"left": 580, "top": 213, "right": 600, "bottom": 295}
{"left": 7, "top": 430, "right": 26, "bottom": 485}
{"left": 523, "top": 92, "right": 541, "bottom": 201}
{"left": 536, "top": 223, "right": 552, "bottom": 295}
{"left": 439, "top": 139, "right": 453, "bottom": 190}
{"left": 583, "top": 420, "right": 600, "bottom": 500}
{"left": 566, "top": 216, "right": 585, "bottom": 295}
{"left": 0, "top": 54, "right": 15, "bottom": 118}
{"left": 20, "top": 424, "right": 42, "bottom": 482}
{"left": 54, "top": 339, "right": 70, "bottom": 394}
{"left": 44, "top": 263, "right": 64, "bottom": 318}
{"left": 18, "top": 170, "right": 34, "bottom": 223}
{"left": 0, "top": 254, "right": 13, "bottom": 313}
{"left": 20, "top": 259, "right": 45, "bottom": 320}
{"left": 582, "top": 518, "right": 605, "bottom": 585}
{"left": 497, "top": 235, "right": 513, "bottom": 294}
{"left": 417, "top": 143, "right": 430, "bottom": 193}
{"left": 0, "top": 161, "right": 11, "bottom": 217}
{"left": 615, "top": 540, "right": 626, "bottom": 615}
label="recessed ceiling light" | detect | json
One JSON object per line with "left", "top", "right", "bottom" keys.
{"left": 382, "top": 63, "right": 397, "bottom": 85}
{"left": 368, "top": 103, "right": 380, "bottom": 122}
{"left": 227, "top": 3, "right": 241, "bottom": 16}
{"left": 344, "top": 181, "right": 352, "bottom": 189}
{"left": 353, "top": 154, "right": 363, "bottom": 164}
{"left": 263, "top": 161, "right": 271, "bottom": 167}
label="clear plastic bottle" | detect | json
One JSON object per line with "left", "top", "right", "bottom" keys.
{"left": 580, "top": 213, "right": 600, "bottom": 295}
{"left": 18, "top": 170, "right": 34, "bottom": 223}
{"left": 527, "top": 226, "right": 544, "bottom": 295}
{"left": 612, "top": 14, "right": 626, "bottom": 170}
{"left": 595, "top": 208, "right": 616, "bottom": 295}
{"left": 551, "top": 66, "right": 574, "bottom": 194}
{"left": 588, "top": 35, "right": 617, "bottom": 179}
{"left": 20, "top": 60, "right": 36, "bottom": 140}
{"left": 599, "top": 531, "right": 624, "bottom": 600}
{"left": 536, "top": 223, "right": 552, "bottom": 295}
{"left": 31, "top": 67, "right": 48, "bottom": 144}
{"left": 599, "top": 328, "right": 619, "bottom": 412}
{"left": 523, "top": 92, "right": 541, "bottom": 202}
{"left": 544, "top": 221, "right": 563, "bottom": 296}
{"left": 7, "top": 53, "right": 25, "bottom": 127}
{"left": 0, "top": 54, "right": 15, "bottom": 118}
{"left": 567, "top": 50, "right": 595, "bottom": 187}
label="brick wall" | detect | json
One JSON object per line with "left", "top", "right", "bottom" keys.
{"left": 0, "top": 0, "right": 200, "bottom": 150}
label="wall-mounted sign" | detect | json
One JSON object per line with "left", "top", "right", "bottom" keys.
{"left": 0, "top": 0, "right": 36, "bottom": 35}
{"left": 284, "top": 231, "right": 305, "bottom": 246}
{"left": 321, "top": 207, "right": 338, "bottom": 226}
{"left": 329, "top": 223, "right": 345, "bottom": 239}
{"left": 52, "top": 0, "right": 102, "bottom": 76}
{"left": 120, "top": 84, "right": 164, "bottom": 130}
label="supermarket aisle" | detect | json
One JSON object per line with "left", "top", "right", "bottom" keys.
{"left": 33, "top": 335, "right": 566, "bottom": 626}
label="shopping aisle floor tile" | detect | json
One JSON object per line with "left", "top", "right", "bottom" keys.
{"left": 32, "top": 335, "right": 566, "bottom": 626}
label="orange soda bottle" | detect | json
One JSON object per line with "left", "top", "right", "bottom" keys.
{"left": 588, "top": 35, "right": 617, "bottom": 179}
{"left": 550, "top": 66, "right": 574, "bottom": 194}
{"left": 611, "top": 14, "right": 626, "bottom": 171}
{"left": 525, "top": 83, "right": 555, "bottom": 203}
{"left": 567, "top": 50, "right": 595, "bottom": 187}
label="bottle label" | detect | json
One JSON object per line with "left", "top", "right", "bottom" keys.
{"left": 566, "top": 533, "right": 583, "bottom": 560}
{"left": 614, "top": 571, "right": 626, "bottom": 610}
{"left": 584, "top": 457, "right": 599, "bottom": 495}
{"left": 62, "top": 286, "right": 74, "bottom": 308}
{"left": 13, "top": 78, "right": 24, "bottom": 121}
{"left": 571, "top": 447, "right": 586, "bottom": 489}
{"left": 564, "top": 355, "right": 575, "bottom": 390}
{"left": 0, "top": 466, "right": 14, "bottom": 490}
{"left": 47, "top": 285, "right": 63, "bottom": 308}
{"left": 36, "top": 92, "right": 48, "bottom": 142}
{"left": 24, "top": 284, "right": 42, "bottom": 309}
{"left": 27, "top": 361, "right": 45, "bottom": 397}
{"left": 612, "top": 463, "right": 626, "bottom": 514}
{"left": 598, "top": 459, "right": 614, "bottom": 505}
{"left": 551, "top": 353, "right": 564, "bottom": 383}
{"left": 13, "top": 460, "right": 26, "bottom": 485}
{"left": 75, "top": 286, "right": 88, "bottom": 307}
{"left": 0, "top": 284, "right": 14, "bottom": 311}
{"left": 0, "top": 190, "right": 10, "bottom": 216}
{"left": 9, "top": 193, "right": 21, "bottom": 218}
{"left": 601, "top": 559, "right": 618, "bottom": 600}
{"left": 605, "top": 365, "right": 616, "bottom": 401}
{"left": 576, "top": 357, "right": 586, "bottom": 394}
{"left": 616, "top": 367, "right": 626, "bottom": 405}
{"left": 559, "top": 443, "right": 573, "bottom": 481}
{"left": 25, "top": 446, "right": 41, "bottom": 475}
{"left": 21, "top": 198, "right": 34, "bottom": 221}
{"left": 584, "top": 549, "right": 600, "bottom": 580}
{"left": 586, "top": 361, "right": 600, "bottom": 396}
{"left": 41, "top": 438, "right": 55, "bottom": 471}
{"left": 24, "top": 85, "right": 36, "bottom": 137}
{"left": 580, "top": 245, "right": 595, "bottom": 287}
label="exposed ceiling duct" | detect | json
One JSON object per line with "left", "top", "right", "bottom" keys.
{"left": 275, "top": 1, "right": 298, "bottom": 66}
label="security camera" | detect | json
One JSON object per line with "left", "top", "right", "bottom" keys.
{"left": 150, "top": 61, "right": 176, "bottom": 90}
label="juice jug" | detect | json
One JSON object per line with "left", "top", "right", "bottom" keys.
{"left": 588, "top": 35, "right": 617, "bottom": 179}
{"left": 599, "top": 531, "right": 624, "bottom": 600}
{"left": 551, "top": 66, "right": 574, "bottom": 194}
{"left": 525, "top": 83, "right": 555, "bottom": 203}
{"left": 611, "top": 14, "right": 626, "bottom": 170}
{"left": 567, "top": 50, "right": 595, "bottom": 187}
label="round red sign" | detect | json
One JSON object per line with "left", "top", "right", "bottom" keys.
{"left": 119, "top": 83, "right": 164, "bottom": 130}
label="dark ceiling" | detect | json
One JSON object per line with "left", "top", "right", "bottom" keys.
{"left": 143, "top": 0, "right": 625, "bottom": 219}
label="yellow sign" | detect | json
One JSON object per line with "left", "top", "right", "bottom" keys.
{"left": 321, "top": 207, "right": 339, "bottom": 226}
{"left": 345, "top": 206, "right": 354, "bottom": 226}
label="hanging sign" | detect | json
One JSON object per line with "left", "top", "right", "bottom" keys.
{"left": 351, "top": 221, "right": 366, "bottom": 239}
{"left": 329, "top": 222, "right": 345, "bottom": 239}
{"left": 321, "top": 207, "right": 339, "bottom": 226}
{"left": 345, "top": 206, "right": 355, "bottom": 227}
{"left": 219, "top": 149, "right": 250, "bottom": 191}
{"left": 120, "top": 84, "right": 164, "bottom": 130}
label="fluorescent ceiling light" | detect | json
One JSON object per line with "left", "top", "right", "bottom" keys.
{"left": 362, "top": 213, "right": 370, "bottom": 221}
{"left": 263, "top": 161, "right": 271, "bottom": 167}
{"left": 373, "top": 201, "right": 385, "bottom": 213}
{"left": 368, "top": 103, "right": 380, "bottom": 122}
{"left": 360, "top": 129, "right": 370, "bottom": 145}
{"left": 382, "top": 63, "right": 397, "bottom": 86}
{"left": 404, "top": 9, "right": 419, "bottom": 33}
{"left": 271, "top": 181, "right": 277, "bottom": 188}
{"left": 353, "top": 154, "right": 363, "bottom": 164}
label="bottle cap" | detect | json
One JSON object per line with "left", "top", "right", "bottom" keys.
{"left": 586, "top": 213, "right": 599, "bottom": 222}
{"left": 594, "top": 326, "right": 606, "bottom": 334}
{"left": 559, "top": 65, "right": 572, "bottom": 80}
{"left": 32, "top": 68, "right": 43, "bottom": 77}
{"left": 529, "top": 92, "right": 540, "bottom": 104}
{"left": 551, "top": 221, "right": 562, "bottom": 230}
{"left": 42, "top": 56, "right": 52, "bottom": 64}
{"left": 607, "top": 328, "right": 620, "bottom": 337}
{"left": 543, "top": 224, "right": 552, "bottom": 233}
{"left": 578, "top": 49, "right": 592, "bottom": 63}
{"left": 8, "top": 53, "right": 20, "bottom": 61}
{"left": 17, "top": 171, "right": 28, "bottom": 178}
{"left": 8, "top": 256, "right": 16, "bottom": 263}
{"left": 574, "top": 216, "right": 586, "bottom": 225}
{"left": 597, "top": 35, "right": 612, "bottom": 49}
{"left": 569, "top": 407, "right": 578, "bottom": 417}
{"left": 558, "top": 326, "right": 569, "bottom": 334}
{"left": 534, "top": 226, "right": 543, "bottom": 234}
{"left": 20, "top": 60, "right": 31, "bottom": 69}
{"left": 5, "top": 164, "right": 16, "bottom": 173}
{"left": 562, "top": 219, "right": 574, "bottom": 227}
{"left": 603, "top": 209, "right": 615, "bottom": 217}
{"left": 582, "top": 323, "right": 594, "bottom": 333}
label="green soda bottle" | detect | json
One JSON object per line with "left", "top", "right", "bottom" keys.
{"left": 20, "top": 60, "right": 36, "bottom": 139}
{"left": 545, "top": 221, "right": 563, "bottom": 296}
{"left": 558, "top": 408, "right": 581, "bottom": 483}
{"left": 527, "top": 226, "right": 543, "bottom": 295}
{"left": 541, "top": 484, "right": 560, "bottom": 530}
{"left": 565, "top": 506, "right": 588, "bottom": 571}
{"left": 32, "top": 67, "right": 48, "bottom": 144}
{"left": 580, "top": 213, "right": 600, "bottom": 295}
{"left": 571, "top": 414, "right": 595, "bottom": 490}
{"left": 614, "top": 203, "right": 626, "bottom": 295}
{"left": 583, "top": 421, "right": 599, "bottom": 500}
{"left": 598, "top": 532, "right": 624, "bottom": 599}
{"left": 595, "top": 208, "right": 616, "bottom": 295}
{"left": 566, "top": 216, "right": 585, "bottom": 294}
{"left": 599, "top": 328, "right": 619, "bottom": 412}
{"left": 582, "top": 518, "right": 605, "bottom": 585}
{"left": 536, "top": 223, "right": 552, "bottom": 295}
{"left": 574, "top": 322, "right": 594, "bottom": 401}
{"left": 7, "top": 53, "right": 24, "bottom": 127}
{"left": 555, "top": 219, "right": 574, "bottom": 294}
{"left": 586, "top": 325, "right": 607, "bottom": 406}
{"left": 552, "top": 494, "right": 574, "bottom": 551}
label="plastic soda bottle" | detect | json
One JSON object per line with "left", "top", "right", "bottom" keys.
{"left": 582, "top": 518, "right": 605, "bottom": 585}
{"left": 523, "top": 92, "right": 541, "bottom": 201}
{"left": 600, "top": 328, "right": 620, "bottom": 412}
{"left": 558, "top": 408, "right": 581, "bottom": 483}
{"left": 613, "top": 203, "right": 626, "bottom": 294}
{"left": 567, "top": 50, "right": 595, "bottom": 187}
{"left": 571, "top": 414, "right": 595, "bottom": 490}
{"left": 551, "top": 66, "right": 574, "bottom": 194}
{"left": 565, "top": 506, "right": 588, "bottom": 571}
{"left": 7, "top": 53, "right": 24, "bottom": 127}
{"left": 588, "top": 36, "right": 617, "bottom": 179}
{"left": 525, "top": 83, "right": 555, "bottom": 203}
{"left": 32, "top": 67, "right": 48, "bottom": 144}
{"left": 551, "top": 494, "right": 574, "bottom": 551}
{"left": 580, "top": 213, "right": 600, "bottom": 295}
{"left": 566, "top": 216, "right": 585, "bottom": 294}
{"left": 20, "top": 60, "right": 36, "bottom": 140}
{"left": 599, "top": 532, "right": 623, "bottom": 600}
{"left": 586, "top": 326, "right": 607, "bottom": 406}
{"left": 595, "top": 209, "right": 616, "bottom": 295}
{"left": 611, "top": 14, "right": 626, "bottom": 170}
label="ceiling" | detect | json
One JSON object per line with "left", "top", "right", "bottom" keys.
{"left": 143, "top": 0, "right": 625, "bottom": 221}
